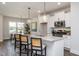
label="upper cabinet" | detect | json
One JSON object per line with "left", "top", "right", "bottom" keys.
{"left": 47, "top": 15, "right": 55, "bottom": 33}
{"left": 55, "top": 11, "right": 71, "bottom": 27}
{"left": 48, "top": 11, "right": 66, "bottom": 28}
{"left": 48, "top": 10, "right": 71, "bottom": 28}
{"left": 64, "top": 12, "right": 71, "bottom": 27}
{"left": 55, "top": 12, "right": 65, "bottom": 21}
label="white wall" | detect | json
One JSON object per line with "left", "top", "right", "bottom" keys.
{"left": 71, "top": 2, "right": 79, "bottom": 55}
{"left": 3, "top": 16, "right": 27, "bottom": 40}
{"left": 0, "top": 15, "right": 3, "bottom": 42}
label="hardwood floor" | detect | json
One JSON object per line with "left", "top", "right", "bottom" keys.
{"left": 0, "top": 40, "right": 78, "bottom": 56}
{"left": 64, "top": 49, "right": 79, "bottom": 56}
{"left": 0, "top": 40, "right": 19, "bottom": 56}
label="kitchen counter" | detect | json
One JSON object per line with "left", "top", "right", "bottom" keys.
{"left": 30, "top": 35, "right": 66, "bottom": 41}
{"left": 30, "top": 35, "right": 65, "bottom": 56}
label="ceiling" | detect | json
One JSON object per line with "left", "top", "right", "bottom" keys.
{"left": 0, "top": 2, "right": 70, "bottom": 18}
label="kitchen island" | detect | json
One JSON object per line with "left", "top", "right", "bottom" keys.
{"left": 30, "top": 35, "right": 65, "bottom": 56}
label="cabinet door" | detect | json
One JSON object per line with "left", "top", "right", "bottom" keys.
{"left": 55, "top": 12, "right": 65, "bottom": 21}
{"left": 49, "top": 16, "right": 55, "bottom": 27}
{"left": 64, "top": 38, "right": 70, "bottom": 48}
{"left": 47, "top": 16, "right": 55, "bottom": 33}
{"left": 64, "top": 12, "right": 71, "bottom": 27}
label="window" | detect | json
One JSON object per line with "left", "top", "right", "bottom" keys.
{"left": 9, "top": 22, "right": 16, "bottom": 34}
{"left": 9, "top": 22, "right": 24, "bottom": 34}
{"left": 17, "top": 22, "right": 24, "bottom": 34}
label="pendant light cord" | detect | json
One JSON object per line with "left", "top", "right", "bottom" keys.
{"left": 28, "top": 7, "right": 31, "bottom": 19}
{"left": 44, "top": 2, "right": 46, "bottom": 15}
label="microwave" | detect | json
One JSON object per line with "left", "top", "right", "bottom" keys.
{"left": 54, "top": 21, "right": 65, "bottom": 27}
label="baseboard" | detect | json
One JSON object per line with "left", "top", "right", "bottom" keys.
{"left": 71, "top": 49, "right": 79, "bottom": 55}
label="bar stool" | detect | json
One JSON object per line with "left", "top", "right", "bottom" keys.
{"left": 14, "top": 34, "right": 21, "bottom": 49}
{"left": 20, "top": 35, "right": 30, "bottom": 56}
{"left": 31, "top": 37, "right": 47, "bottom": 56}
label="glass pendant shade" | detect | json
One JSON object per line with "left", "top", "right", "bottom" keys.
{"left": 43, "top": 15, "right": 47, "bottom": 22}
{"left": 27, "top": 7, "right": 31, "bottom": 23}
{"left": 43, "top": 2, "right": 47, "bottom": 22}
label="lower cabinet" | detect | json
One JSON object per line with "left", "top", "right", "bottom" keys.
{"left": 64, "top": 36, "right": 71, "bottom": 50}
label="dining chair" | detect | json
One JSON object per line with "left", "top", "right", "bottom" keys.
{"left": 31, "top": 37, "right": 47, "bottom": 56}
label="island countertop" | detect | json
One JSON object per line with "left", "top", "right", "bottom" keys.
{"left": 22, "top": 34, "right": 65, "bottom": 56}
{"left": 30, "top": 35, "right": 67, "bottom": 42}
{"left": 30, "top": 35, "right": 65, "bottom": 56}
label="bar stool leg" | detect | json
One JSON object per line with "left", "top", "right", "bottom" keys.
{"left": 41, "top": 50, "right": 43, "bottom": 56}
{"left": 45, "top": 47, "right": 46, "bottom": 56}
{"left": 25, "top": 45, "right": 26, "bottom": 51}
{"left": 27, "top": 45, "right": 29, "bottom": 56}
{"left": 20, "top": 44, "right": 21, "bottom": 56}
{"left": 31, "top": 50, "right": 33, "bottom": 56}
{"left": 36, "top": 50, "right": 37, "bottom": 56}
{"left": 14, "top": 40, "right": 16, "bottom": 49}
{"left": 31, "top": 50, "right": 32, "bottom": 56}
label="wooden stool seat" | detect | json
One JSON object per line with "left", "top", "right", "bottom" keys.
{"left": 32, "top": 45, "right": 46, "bottom": 50}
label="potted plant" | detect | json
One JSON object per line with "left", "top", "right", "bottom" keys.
{"left": 24, "top": 24, "right": 30, "bottom": 34}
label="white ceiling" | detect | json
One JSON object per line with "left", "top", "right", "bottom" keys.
{"left": 0, "top": 2, "right": 70, "bottom": 18}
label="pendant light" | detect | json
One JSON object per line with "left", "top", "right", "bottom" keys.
{"left": 27, "top": 7, "right": 31, "bottom": 23}
{"left": 43, "top": 2, "right": 47, "bottom": 22}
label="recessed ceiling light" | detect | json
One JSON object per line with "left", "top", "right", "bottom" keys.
{"left": 2, "top": 2, "right": 6, "bottom": 4}
{"left": 57, "top": 2, "right": 61, "bottom": 5}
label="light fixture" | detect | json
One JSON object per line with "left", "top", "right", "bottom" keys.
{"left": 43, "top": 2, "right": 47, "bottom": 22}
{"left": 43, "top": 15, "right": 47, "bottom": 21}
{"left": 57, "top": 2, "right": 61, "bottom": 5}
{"left": 27, "top": 7, "right": 31, "bottom": 23}
{"left": 2, "top": 2, "right": 6, "bottom": 4}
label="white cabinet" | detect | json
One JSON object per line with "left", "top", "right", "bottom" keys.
{"left": 47, "top": 12, "right": 65, "bottom": 29}
{"left": 54, "top": 11, "right": 71, "bottom": 27}
{"left": 64, "top": 36, "right": 71, "bottom": 49}
{"left": 46, "top": 10, "right": 71, "bottom": 35}
{"left": 64, "top": 12, "right": 71, "bottom": 27}
{"left": 48, "top": 16, "right": 55, "bottom": 27}
{"left": 55, "top": 12, "right": 65, "bottom": 21}
{"left": 47, "top": 15, "right": 55, "bottom": 33}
